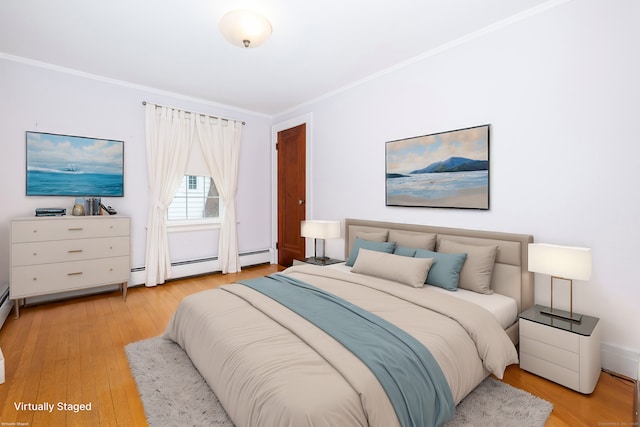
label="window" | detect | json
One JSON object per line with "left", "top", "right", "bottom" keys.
{"left": 188, "top": 175, "right": 198, "bottom": 190}
{"left": 168, "top": 175, "right": 221, "bottom": 223}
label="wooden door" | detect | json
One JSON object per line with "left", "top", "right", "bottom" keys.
{"left": 277, "top": 124, "right": 306, "bottom": 266}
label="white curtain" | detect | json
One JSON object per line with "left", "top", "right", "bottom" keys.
{"left": 195, "top": 116, "right": 242, "bottom": 273}
{"left": 144, "top": 104, "right": 195, "bottom": 286}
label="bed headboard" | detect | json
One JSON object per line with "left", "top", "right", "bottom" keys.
{"left": 344, "top": 219, "right": 534, "bottom": 343}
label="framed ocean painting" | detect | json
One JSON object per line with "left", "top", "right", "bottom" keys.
{"left": 385, "top": 124, "right": 490, "bottom": 209}
{"left": 26, "top": 131, "right": 124, "bottom": 197}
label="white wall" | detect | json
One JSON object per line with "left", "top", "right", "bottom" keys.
{"left": 0, "top": 58, "right": 273, "bottom": 285}
{"left": 275, "top": 0, "right": 640, "bottom": 373}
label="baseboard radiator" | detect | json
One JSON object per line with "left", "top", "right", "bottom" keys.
{"left": 0, "top": 284, "right": 12, "bottom": 329}
{"left": 129, "top": 248, "right": 273, "bottom": 286}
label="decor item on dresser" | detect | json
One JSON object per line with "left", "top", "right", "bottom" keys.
{"left": 84, "top": 197, "right": 102, "bottom": 215}
{"left": 72, "top": 198, "right": 85, "bottom": 216}
{"left": 528, "top": 243, "right": 592, "bottom": 322}
{"left": 10, "top": 215, "right": 130, "bottom": 317}
{"left": 35, "top": 207, "right": 67, "bottom": 217}
{"left": 101, "top": 203, "right": 117, "bottom": 215}
{"left": 385, "top": 124, "right": 490, "bottom": 210}
{"left": 160, "top": 218, "right": 535, "bottom": 426}
{"left": 299, "top": 220, "right": 342, "bottom": 266}
{"left": 26, "top": 131, "right": 124, "bottom": 197}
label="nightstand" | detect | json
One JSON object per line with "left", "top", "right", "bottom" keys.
{"left": 292, "top": 257, "right": 343, "bottom": 266}
{"left": 519, "top": 304, "right": 601, "bottom": 394}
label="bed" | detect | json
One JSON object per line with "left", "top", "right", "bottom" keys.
{"left": 164, "top": 218, "right": 534, "bottom": 426}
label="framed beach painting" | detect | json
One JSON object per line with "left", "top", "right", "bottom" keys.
{"left": 26, "top": 131, "right": 124, "bottom": 197}
{"left": 385, "top": 124, "right": 490, "bottom": 209}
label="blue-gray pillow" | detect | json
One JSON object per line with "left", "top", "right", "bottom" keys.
{"left": 414, "top": 249, "right": 467, "bottom": 291}
{"left": 394, "top": 246, "right": 417, "bottom": 257}
{"left": 346, "top": 238, "right": 396, "bottom": 266}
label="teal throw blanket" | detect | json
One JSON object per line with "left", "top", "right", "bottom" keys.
{"left": 238, "top": 273, "right": 454, "bottom": 427}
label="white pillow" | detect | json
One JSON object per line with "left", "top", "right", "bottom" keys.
{"left": 351, "top": 248, "right": 434, "bottom": 288}
{"left": 388, "top": 230, "right": 437, "bottom": 251}
{"left": 437, "top": 239, "right": 498, "bottom": 294}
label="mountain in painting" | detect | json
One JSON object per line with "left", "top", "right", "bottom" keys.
{"left": 410, "top": 157, "right": 488, "bottom": 174}
{"left": 386, "top": 173, "right": 409, "bottom": 179}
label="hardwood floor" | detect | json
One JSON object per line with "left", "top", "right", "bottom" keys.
{"left": 0, "top": 264, "right": 634, "bottom": 426}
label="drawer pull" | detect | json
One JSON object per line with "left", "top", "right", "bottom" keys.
{"left": 68, "top": 250, "right": 84, "bottom": 253}
{"left": 68, "top": 227, "right": 84, "bottom": 231}
{"left": 67, "top": 272, "right": 83, "bottom": 276}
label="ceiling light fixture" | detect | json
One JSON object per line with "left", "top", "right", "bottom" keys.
{"left": 219, "top": 9, "right": 272, "bottom": 49}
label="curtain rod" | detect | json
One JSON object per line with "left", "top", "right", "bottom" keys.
{"left": 142, "top": 101, "right": 245, "bottom": 125}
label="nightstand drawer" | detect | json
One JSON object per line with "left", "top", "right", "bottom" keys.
{"left": 520, "top": 318, "right": 579, "bottom": 352}
{"left": 520, "top": 336, "right": 579, "bottom": 370}
{"left": 520, "top": 352, "right": 580, "bottom": 391}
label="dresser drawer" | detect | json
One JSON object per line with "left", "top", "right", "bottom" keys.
{"left": 12, "top": 236, "right": 129, "bottom": 266}
{"left": 10, "top": 256, "right": 130, "bottom": 298}
{"left": 520, "top": 336, "right": 579, "bottom": 370}
{"left": 520, "top": 318, "right": 579, "bottom": 352}
{"left": 12, "top": 217, "right": 129, "bottom": 243}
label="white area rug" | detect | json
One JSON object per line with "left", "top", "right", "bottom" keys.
{"left": 126, "top": 336, "right": 553, "bottom": 427}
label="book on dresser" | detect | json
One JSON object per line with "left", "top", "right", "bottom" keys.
{"left": 10, "top": 215, "right": 131, "bottom": 318}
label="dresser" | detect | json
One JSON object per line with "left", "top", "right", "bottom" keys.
{"left": 10, "top": 216, "right": 130, "bottom": 317}
{"left": 519, "top": 304, "right": 601, "bottom": 394}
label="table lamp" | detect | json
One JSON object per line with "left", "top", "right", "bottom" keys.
{"left": 528, "top": 243, "right": 592, "bottom": 322}
{"left": 300, "top": 220, "right": 341, "bottom": 265}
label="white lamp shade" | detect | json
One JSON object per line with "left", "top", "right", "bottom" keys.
{"left": 219, "top": 10, "right": 272, "bottom": 48}
{"left": 300, "top": 220, "right": 341, "bottom": 239}
{"left": 528, "top": 243, "right": 592, "bottom": 281}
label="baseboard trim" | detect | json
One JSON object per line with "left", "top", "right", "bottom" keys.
{"left": 602, "top": 343, "right": 640, "bottom": 380}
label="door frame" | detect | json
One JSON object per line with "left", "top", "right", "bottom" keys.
{"left": 271, "top": 113, "right": 313, "bottom": 264}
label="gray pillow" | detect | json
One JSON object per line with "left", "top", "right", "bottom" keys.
{"left": 437, "top": 239, "right": 498, "bottom": 294}
{"left": 394, "top": 246, "right": 417, "bottom": 257}
{"left": 345, "top": 237, "right": 396, "bottom": 266}
{"left": 415, "top": 249, "right": 467, "bottom": 291}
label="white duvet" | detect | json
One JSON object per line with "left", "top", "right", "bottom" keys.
{"left": 164, "top": 265, "right": 518, "bottom": 427}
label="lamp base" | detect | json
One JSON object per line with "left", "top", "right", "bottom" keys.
{"left": 301, "top": 257, "right": 343, "bottom": 266}
{"left": 540, "top": 306, "right": 583, "bottom": 322}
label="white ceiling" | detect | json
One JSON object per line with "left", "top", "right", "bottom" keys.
{"left": 0, "top": 0, "right": 554, "bottom": 115}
